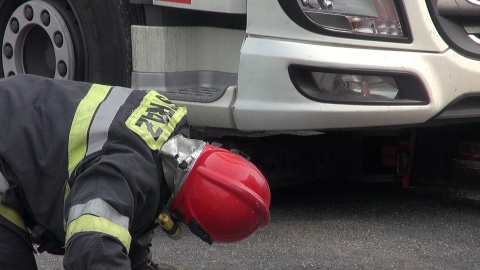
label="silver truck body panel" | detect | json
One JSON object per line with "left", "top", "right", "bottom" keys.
{"left": 132, "top": 0, "right": 480, "bottom": 131}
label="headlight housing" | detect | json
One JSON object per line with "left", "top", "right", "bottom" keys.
{"left": 279, "top": 0, "right": 410, "bottom": 41}
{"left": 299, "top": 0, "right": 403, "bottom": 36}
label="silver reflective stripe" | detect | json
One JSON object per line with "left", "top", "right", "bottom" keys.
{"left": 86, "top": 86, "right": 134, "bottom": 156}
{"left": 67, "top": 198, "right": 129, "bottom": 229}
{"left": 0, "top": 171, "right": 8, "bottom": 194}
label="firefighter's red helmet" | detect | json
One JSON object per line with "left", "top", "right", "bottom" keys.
{"left": 169, "top": 143, "right": 271, "bottom": 244}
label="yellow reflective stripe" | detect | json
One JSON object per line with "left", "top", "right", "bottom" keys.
{"left": 67, "top": 199, "right": 130, "bottom": 229}
{"left": 125, "top": 91, "right": 187, "bottom": 150}
{"left": 68, "top": 84, "right": 112, "bottom": 177}
{"left": 66, "top": 214, "right": 132, "bottom": 252}
{"left": 63, "top": 183, "right": 70, "bottom": 229}
{"left": 0, "top": 195, "right": 27, "bottom": 231}
{"left": 64, "top": 184, "right": 70, "bottom": 202}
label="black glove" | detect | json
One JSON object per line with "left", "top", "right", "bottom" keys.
{"left": 31, "top": 225, "right": 65, "bottom": 255}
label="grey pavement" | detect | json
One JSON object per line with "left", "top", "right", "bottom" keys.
{"left": 37, "top": 181, "right": 480, "bottom": 270}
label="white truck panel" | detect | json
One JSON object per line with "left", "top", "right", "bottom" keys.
{"left": 172, "top": 86, "right": 238, "bottom": 129}
{"left": 234, "top": 37, "right": 479, "bottom": 131}
{"left": 246, "top": 0, "right": 448, "bottom": 53}
{"left": 132, "top": 26, "right": 244, "bottom": 73}
{"left": 129, "top": 0, "right": 480, "bottom": 132}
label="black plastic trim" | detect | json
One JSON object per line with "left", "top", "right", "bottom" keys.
{"left": 433, "top": 93, "right": 480, "bottom": 120}
{"left": 129, "top": 0, "right": 150, "bottom": 4}
{"left": 289, "top": 65, "right": 429, "bottom": 105}
{"left": 426, "top": 0, "right": 480, "bottom": 59}
{"left": 277, "top": 0, "right": 412, "bottom": 43}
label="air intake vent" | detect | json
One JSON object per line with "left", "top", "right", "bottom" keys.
{"left": 427, "top": 0, "right": 480, "bottom": 58}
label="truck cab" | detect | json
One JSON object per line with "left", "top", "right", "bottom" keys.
{"left": 2, "top": 0, "right": 480, "bottom": 185}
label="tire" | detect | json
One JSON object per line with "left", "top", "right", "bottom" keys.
{"left": 0, "top": 0, "right": 143, "bottom": 86}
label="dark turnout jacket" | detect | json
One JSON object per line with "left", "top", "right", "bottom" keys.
{"left": 0, "top": 74, "right": 189, "bottom": 269}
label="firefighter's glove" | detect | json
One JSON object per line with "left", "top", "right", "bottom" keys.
{"left": 31, "top": 225, "right": 65, "bottom": 255}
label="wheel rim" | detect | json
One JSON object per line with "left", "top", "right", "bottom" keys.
{"left": 2, "top": 0, "right": 75, "bottom": 79}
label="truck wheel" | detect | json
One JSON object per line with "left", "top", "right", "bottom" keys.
{"left": 0, "top": 0, "right": 142, "bottom": 86}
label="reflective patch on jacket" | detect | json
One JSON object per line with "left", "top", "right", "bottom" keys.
{"left": 0, "top": 172, "right": 26, "bottom": 231}
{"left": 126, "top": 91, "right": 187, "bottom": 150}
{"left": 68, "top": 85, "right": 134, "bottom": 177}
{"left": 66, "top": 198, "right": 131, "bottom": 252}
{"left": 0, "top": 170, "right": 8, "bottom": 193}
{"left": 0, "top": 193, "right": 27, "bottom": 231}
{"left": 65, "top": 85, "right": 134, "bottom": 202}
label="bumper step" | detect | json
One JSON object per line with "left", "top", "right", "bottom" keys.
{"left": 132, "top": 71, "right": 237, "bottom": 103}
{"left": 163, "top": 87, "right": 224, "bottom": 103}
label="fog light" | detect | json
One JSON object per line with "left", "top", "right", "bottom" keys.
{"left": 289, "top": 66, "right": 429, "bottom": 105}
{"left": 312, "top": 73, "right": 399, "bottom": 100}
{"left": 299, "top": 0, "right": 404, "bottom": 37}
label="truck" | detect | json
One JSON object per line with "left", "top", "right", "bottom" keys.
{"left": 2, "top": 0, "right": 480, "bottom": 188}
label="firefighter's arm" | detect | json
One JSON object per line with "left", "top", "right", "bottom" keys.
{"left": 63, "top": 156, "right": 135, "bottom": 270}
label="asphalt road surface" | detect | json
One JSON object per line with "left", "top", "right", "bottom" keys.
{"left": 36, "top": 181, "right": 480, "bottom": 269}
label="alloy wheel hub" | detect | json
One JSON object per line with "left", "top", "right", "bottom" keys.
{"left": 2, "top": 0, "right": 75, "bottom": 79}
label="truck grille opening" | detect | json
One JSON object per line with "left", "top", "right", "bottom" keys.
{"left": 427, "top": 1, "right": 480, "bottom": 59}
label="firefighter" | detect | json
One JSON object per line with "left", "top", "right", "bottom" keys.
{"left": 0, "top": 74, "right": 271, "bottom": 270}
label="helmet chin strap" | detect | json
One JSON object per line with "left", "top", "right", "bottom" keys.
{"left": 157, "top": 209, "right": 213, "bottom": 245}
{"left": 188, "top": 218, "right": 213, "bottom": 245}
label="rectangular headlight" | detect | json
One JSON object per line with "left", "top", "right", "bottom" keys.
{"left": 299, "top": 0, "right": 404, "bottom": 37}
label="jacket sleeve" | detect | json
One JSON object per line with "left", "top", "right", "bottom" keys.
{"left": 62, "top": 153, "right": 147, "bottom": 270}
{"left": 63, "top": 231, "right": 130, "bottom": 269}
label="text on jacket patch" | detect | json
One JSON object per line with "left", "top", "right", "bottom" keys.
{"left": 126, "top": 91, "right": 187, "bottom": 150}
